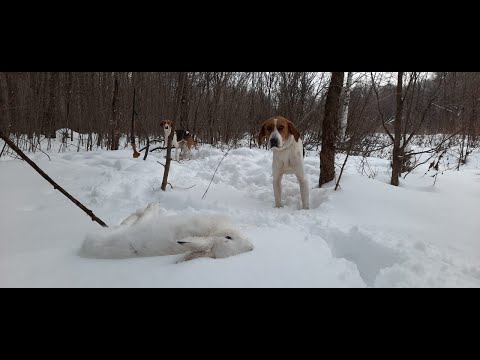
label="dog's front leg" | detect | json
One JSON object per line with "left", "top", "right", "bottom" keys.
{"left": 273, "top": 172, "right": 283, "bottom": 208}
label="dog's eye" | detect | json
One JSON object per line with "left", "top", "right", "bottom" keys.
{"left": 278, "top": 126, "right": 284, "bottom": 130}
{"left": 225, "top": 236, "right": 232, "bottom": 240}
{"left": 267, "top": 126, "right": 273, "bottom": 131}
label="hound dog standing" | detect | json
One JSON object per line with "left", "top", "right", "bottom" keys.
{"left": 258, "top": 116, "right": 309, "bottom": 210}
{"left": 160, "top": 120, "right": 196, "bottom": 161}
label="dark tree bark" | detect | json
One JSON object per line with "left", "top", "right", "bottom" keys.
{"left": 161, "top": 72, "right": 187, "bottom": 191}
{"left": 65, "top": 72, "right": 73, "bottom": 138}
{"left": 391, "top": 72, "right": 404, "bottom": 186}
{"left": 43, "top": 72, "right": 59, "bottom": 138}
{"left": 110, "top": 73, "right": 120, "bottom": 150}
{"left": 131, "top": 87, "right": 140, "bottom": 158}
{"left": 5, "top": 73, "right": 16, "bottom": 126}
{"left": 320, "top": 72, "right": 344, "bottom": 187}
{"left": 0, "top": 72, "right": 10, "bottom": 132}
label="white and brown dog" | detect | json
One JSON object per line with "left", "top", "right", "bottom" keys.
{"left": 160, "top": 120, "right": 196, "bottom": 161}
{"left": 258, "top": 116, "right": 309, "bottom": 210}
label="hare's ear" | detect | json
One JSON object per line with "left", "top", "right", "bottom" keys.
{"left": 177, "top": 237, "right": 214, "bottom": 251}
{"left": 287, "top": 121, "right": 300, "bottom": 142}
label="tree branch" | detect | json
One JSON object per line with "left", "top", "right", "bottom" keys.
{"left": 0, "top": 130, "right": 108, "bottom": 228}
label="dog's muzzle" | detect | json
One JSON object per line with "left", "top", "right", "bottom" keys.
{"left": 270, "top": 138, "right": 279, "bottom": 148}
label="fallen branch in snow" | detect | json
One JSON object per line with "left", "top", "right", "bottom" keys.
{"left": 202, "top": 148, "right": 231, "bottom": 200}
{"left": 149, "top": 146, "right": 165, "bottom": 152}
{"left": 139, "top": 139, "right": 163, "bottom": 151}
{"left": 0, "top": 142, "right": 7, "bottom": 157}
{"left": 0, "top": 130, "right": 109, "bottom": 228}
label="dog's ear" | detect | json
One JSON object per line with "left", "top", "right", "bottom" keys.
{"left": 160, "top": 120, "right": 166, "bottom": 127}
{"left": 258, "top": 122, "right": 266, "bottom": 146}
{"left": 288, "top": 121, "right": 300, "bottom": 142}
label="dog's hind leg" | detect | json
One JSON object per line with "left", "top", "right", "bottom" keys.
{"left": 273, "top": 173, "right": 284, "bottom": 208}
{"left": 296, "top": 174, "right": 310, "bottom": 210}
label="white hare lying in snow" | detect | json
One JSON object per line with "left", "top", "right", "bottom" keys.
{"left": 79, "top": 203, "right": 253, "bottom": 262}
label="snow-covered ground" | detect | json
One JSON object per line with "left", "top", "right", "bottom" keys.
{"left": 1, "top": 134, "right": 479, "bottom": 287}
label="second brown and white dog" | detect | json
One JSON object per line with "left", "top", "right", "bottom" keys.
{"left": 160, "top": 120, "right": 196, "bottom": 160}
{"left": 258, "top": 116, "right": 309, "bottom": 210}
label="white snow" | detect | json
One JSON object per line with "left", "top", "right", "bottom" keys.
{"left": 1, "top": 133, "right": 479, "bottom": 287}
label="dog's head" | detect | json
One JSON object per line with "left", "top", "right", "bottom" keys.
{"left": 258, "top": 116, "right": 300, "bottom": 149}
{"left": 160, "top": 120, "right": 174, "bottom": 132}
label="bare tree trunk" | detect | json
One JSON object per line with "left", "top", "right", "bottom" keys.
{"left": 0, "top": 72, "right": 10, "bottom": 132}
{"left": 131, "top": 87, "right": 140, "bottom": 158}
{"left": 44, "top": 72, "right": 59, "bottom": 139}
{"left": 161, "top": 72, "right": 187, "bottom": 191}
{"left": 320, "top": 72, "right": 344, "bottom": 187}
{"left": 110, "top": 73, "right": 120, "bottom": 150}
{"left": 391, "top": 72, "right": 404, "bottom": 186}
{"left": 65, "top": 72, "right": 73, "bottom": 135}
{"left": 339, "top": 71, "right": 353, "bottom": 140}
{"left": 4, "top": 73, "right": 17, "bottom": 134}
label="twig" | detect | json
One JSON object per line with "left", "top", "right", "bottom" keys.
{"left": 152, "top": 182, "right": 197, "bottom": 191}
{"left": 140, "top": 140, "right": 164, "bottom": 152}
{"left": 202, "top": 148, "right": 231, "bottom": 200}
{"left": 15, "top": 137, "right": 52, "bottom": 161}
{"left": 0, "top": 130, "right": 109, "bottom": 228}
{"left": 157, "top": 161, "right": 165, "bottom": 168}
{"left": 173, "top": 184, "right": 196, "bottom": 190}
{"left": 150, "top": 146, "right": 167, "bottom": 152}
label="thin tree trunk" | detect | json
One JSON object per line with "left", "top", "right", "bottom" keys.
{"left": 391, "top": 72, "right": 404, "bottom": 186}
{"left": 320, "top": 72, "right": 344, "bottom": 187}
{"left": 65, "top": 72, "right": 73, "bottom": 134}
{"left": 161, "top": 72, "right": 187, "bottom": 191}
{"left": 131, "top": 88, "right": 140, "bottom": 158}
{"left": 339, "top": 71, "right": 353, "bottom": 141}
{"left": 110, "top": 73, "right": 120, "bottom": 150}
{"left": 45, "top": 72, "right": 59, "bottom": 140}
{"left": 0, "top": 72, "right": 11, "bottom": 132}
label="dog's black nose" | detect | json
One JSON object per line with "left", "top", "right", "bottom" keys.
{"left": 177, "top": 241, "right": 187, "bottom": 245}
{"left": 270, "top": 138, "right": 279, "bottom": 147}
